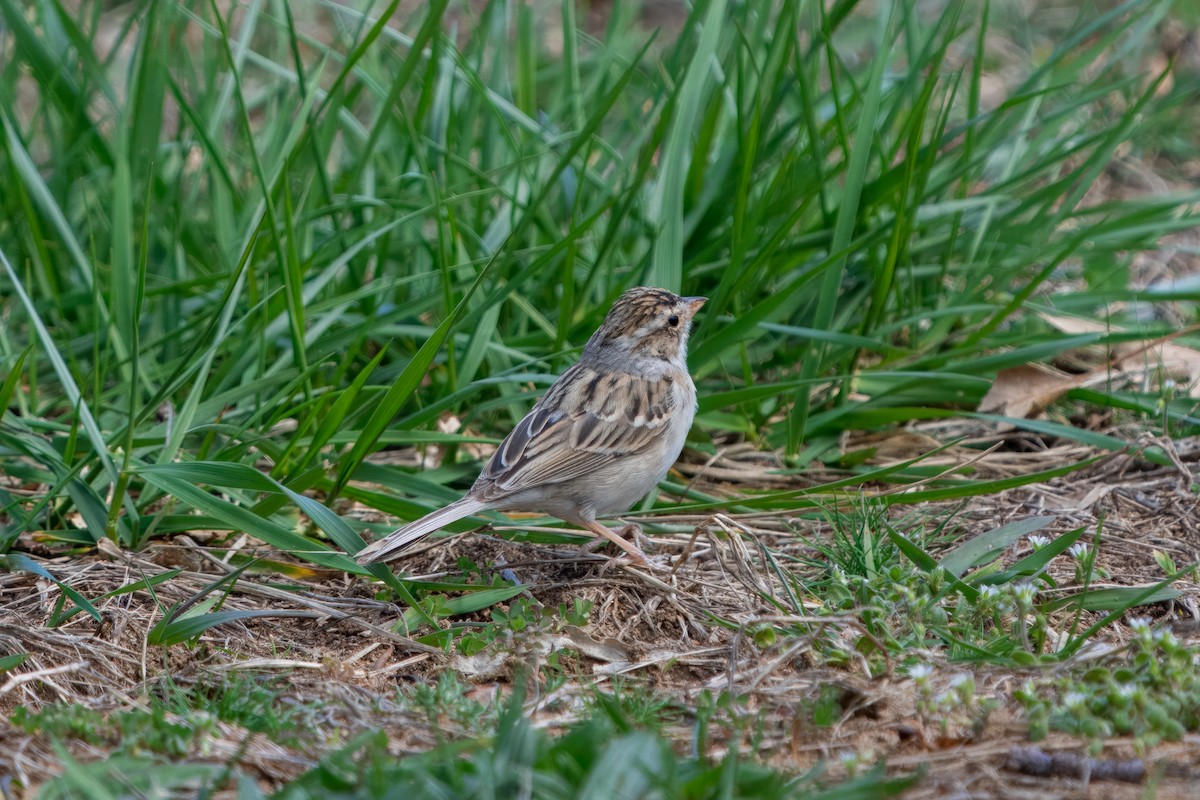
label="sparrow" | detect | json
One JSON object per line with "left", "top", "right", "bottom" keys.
{"left": 355, "top": 286, "right": 705, "bottom": 570}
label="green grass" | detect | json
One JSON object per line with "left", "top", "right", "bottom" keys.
{"left": 17, "top": 672, "right": 918, "bottom": 799}
{"left": 271, "top": 686, "right": 919, "bottom": 800}
{"left": 13, "top": 673, "right": 327, "bottom": 753}
{"left": 2, "top": 0, "right": 1199, "bottom": 794}
{"left": 3, "top": 0, "right": 1195, "bottom": 561}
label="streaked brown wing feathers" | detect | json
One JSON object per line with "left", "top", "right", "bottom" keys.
{"left": 474, "top": 364, "right": 676, "bottom": 499}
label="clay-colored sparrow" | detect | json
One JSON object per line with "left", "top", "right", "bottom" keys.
{"left": 355, "top": 287, "right": 706, "bottom": 570}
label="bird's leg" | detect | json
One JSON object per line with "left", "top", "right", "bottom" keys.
{"left": 580, "top": 520, "right": 667, "bottom": 572}
{"left": 579, "top": 522, "right": 651, "bottom": 553}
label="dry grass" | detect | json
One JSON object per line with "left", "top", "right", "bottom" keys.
{"left": 4, "top": 431, "right": 1200, "bottom": 796}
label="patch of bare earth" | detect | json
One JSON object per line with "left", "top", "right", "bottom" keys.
{"left": 3, "top": 425, "right": 1200, "bottom": 796}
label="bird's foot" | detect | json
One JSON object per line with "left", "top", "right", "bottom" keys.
{"left": 599, "top": 550, "right": 672, "bottom": 574}
{"left": 581, "top": 521, "right": 670, "bottom": 573}
{"left": 618, "top": 522, "right": 655, "bottom": 552}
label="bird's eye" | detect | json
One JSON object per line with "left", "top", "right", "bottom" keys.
{"left": 667, "top": 314, "right": 680, "bottom": 327}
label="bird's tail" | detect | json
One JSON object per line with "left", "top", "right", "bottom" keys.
{"left": 355, "top": 497, "right": 487, "bottom": 564}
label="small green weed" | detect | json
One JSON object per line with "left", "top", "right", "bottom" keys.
{"left": 451, "top": 594, "right": 595, "bottom": 658}
{"left": 401, "top": 671, "right": 499, "bottom": 738}
{"left": 911, "top": 667, "right": 1000, "bottom": 740}
{"left": 799, "top": 510, "right": 1182, "bottom": 672}
{"left": 13, "top": 673, "right": 329, "bottom": 758}
{"left": 35, "top": 754, "right": 225, "bottom": 800}
{"left": 276, "top": 687, "right": 918, "bottom": 800}
{"left": 12, "top": 703, "right": 205, "bottom": 758}
{"left": 588, "top": 678, "right": 684, "bottom": 732}
{"left": 159, "top": 673, "right": 328, "bottom": 747}
{"left": 1016, "top": 618, "right": 1200, "bottom": 752}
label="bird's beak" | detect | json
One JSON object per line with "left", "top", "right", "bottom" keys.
{"left": 683, "top": 296, "right": 707, "bottom": 316}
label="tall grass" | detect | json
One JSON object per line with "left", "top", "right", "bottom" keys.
{"left": 0, "top": 0, "right": 1194, "bottom": 570}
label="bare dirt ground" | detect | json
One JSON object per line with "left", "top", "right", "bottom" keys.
{"left": 4, "top": 423, "right": 1200, "bottom": 797}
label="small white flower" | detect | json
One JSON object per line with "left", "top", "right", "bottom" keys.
{"left": 1028, "top": 535, "right": 1050, "bottom": 550}
{"left": 838, "top": 749, "right": 875, "bottom": 776}
{"left": 909, "top": 664, "right": 934, "bottom": 682}
{"left": 1011, "top": 582, "right": 1037, "bottom": 605}
{"left": 948, "top": 673, "right": 973, "bottom": 689}
{"left": 1064, "top": 692, "right": 1088, "bottom": 710}
{"left": 1068, "top": 543, "right": 1090, "bottom": 561}
{"left": 977, "top": 585, "right": 999, "bottom": 601}
{"left": 1127, "top": 617, "right": 1152, "bottom": 635}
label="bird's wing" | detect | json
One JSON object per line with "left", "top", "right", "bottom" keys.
{"left": 473, "top": 362, "right": 678, "bottom": 502}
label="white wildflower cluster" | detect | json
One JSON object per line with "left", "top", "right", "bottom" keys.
{"left": 1128, "top": 617, "right": 1179, "bottom": 649}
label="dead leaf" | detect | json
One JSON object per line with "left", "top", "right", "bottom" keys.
{"left": 847, "top": 431, "right": 943, "bottom": 463}
{"left": 1039, "top": 313, "right": 1200, "bottom": 396}
{"left": 978, "top": 364, "right": 1083, "bottom": 418}
{"left": 450, "top": 649, "right": 509, "bottom": 680}
{"left": 449, "top": 626, "right": 630, "bottom": 679}
{"left": 1038, "top": 312, "right": 1112, "bottom": 336}
{"left": 1112, "top": 340, "right": 1200, "bottom": 394}
{"left": 559, "top": 625, "right": 630, "bottom": 663}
